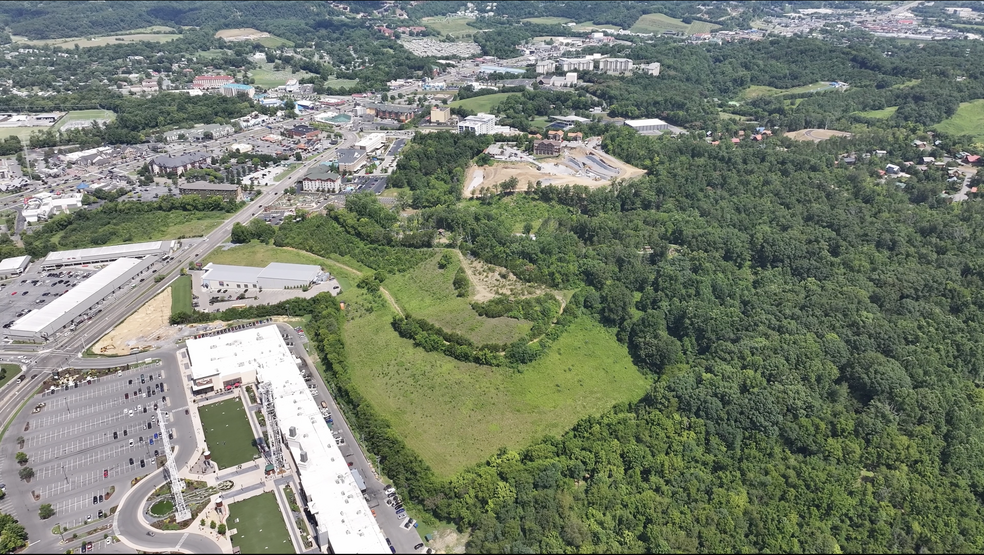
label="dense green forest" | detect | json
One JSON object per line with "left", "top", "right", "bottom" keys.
{"left": 271, "top": 120, "right": 984, "bottom": 553}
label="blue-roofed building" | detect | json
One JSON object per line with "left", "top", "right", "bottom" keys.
{"left": 220, "top": 83, "right": 255, "bottom": 99}
{"left": 76, "top": 182, "right": 90, "bottom": 190}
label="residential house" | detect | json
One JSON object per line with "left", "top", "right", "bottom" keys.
{"left": 964, "top": 154, "right": 982, "bottom": 165}
{"left": 533, "top": 140, "right": 563, "bottom": 156}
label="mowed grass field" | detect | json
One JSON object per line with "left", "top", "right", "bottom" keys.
{"left": 340, "top": 286, "right": 650, "bottom": 478}
{"left": 422, "top": 16, "right": 482, "bottom": 38}
{"left": 856, "top": 106, "right": 898, "bottom": 119}
{"left": 450, "top": 92, "right": 520, "bottom": 113}
{"left": 14, "top": 33, "right": 180, "bottom": 48}
{"left": 228, "top": 492, "right": 293, "bottom": 554}
{"left": 170, "top": 275, "right": 193, "bottom": 316}
{"left": 522, "top": 17, "right": 573, "bottom": 25}
{"left": 0, "top": 364, "right": 21, "bottom": 390}
{"left": 935, "top": 99, "right": 984, "bottom": 142}
{"left": 201, "top": 242, "right": 361, "bottom": 292}
{"left": 629, "top": 13, "right": 721, "bottom": 35}
{"left": 249, "top": 64, "right": 316, "bottom": 89}
{"left": 54, "top": 110, "right": 116, "bottom": 131}
{"left": 742, "top": 81, "right": 839, "bottom": 99}
{"left": 198, "top": 398, "right": 258, "bottom": 469}
{"left": 385, "top": 251, "right": 533, "bottom": 345}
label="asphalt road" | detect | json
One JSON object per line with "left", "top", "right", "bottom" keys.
{"left": 0, "top": 123, "right": 359, "bottom": 552}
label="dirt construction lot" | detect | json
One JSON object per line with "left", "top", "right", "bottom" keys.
{"left": 785, "top": 128, "right": 854, "bottom": 142}
{"left": 463, "top": 146, "right": 646, "bottom": 197}
{"left": 92, "top": 289, "right": 177, "bottom": 355}
{"left": 215, "top": 28, "right": 271, "bottom": 41}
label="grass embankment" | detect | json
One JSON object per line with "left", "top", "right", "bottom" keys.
{"left": 522, "top": 17, "right": 574, "bottom": 25}
{"left": 200, "top": 242, "right": 361, "bottom": 292}
{"left": 170, "top": 275, "right": 193, "bottom": 316}
{"left": 384, "top": 251, "right": 532, "bottom": 345}
{"left": 340, "top": 285, "right": 650, "bottom": 478}
{"left": 228, "top": 493, "right": 293, "bottom": 554}
{"left": 449, "top": 93, "right": 520, "bottom": 113}
{"left": 0, "top": 363, "right": 21, "bottom": 390}
{"left": 198, "top": 399, "right": 258, "bottom": 469}
{"left": 742, "top": 81, "right": 839, "bottom": 100}
{"left": 935, "top": 99, "right": 984, "bottom": 142}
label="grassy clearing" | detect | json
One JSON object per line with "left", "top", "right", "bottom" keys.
{"left": 257, "top": 36, "right": 293, "bottom": 48}
{"left": 422, "top": 17, "right": 481, "bottom": 38}
{"left": 385, "top": 251, "right": 533, "bottom": 345}
{"left": 629, "top": 13, "right": 720, "bottom": 35}
{"left": 718, "top": 111, "right": 747, "bottom": 120}
{"left": 856, "top": 106, "right": 898, "bottom": 119}
{"left": 198, "top": 398, "right": 257, "bottom": 469}
{"left": 571, "top": 22, "right": 622, "bottom": 32}
{"left": 194, "top": 49, "right": 230, "bottom": 60}
{"left": 170, "top": 275, "right": 193, "bottom": 316}
{"left": 341, "top": 287, "right": 650, "bottom": 478}
{"left": 250, "top": 64, "right": 316, "bottom": 89}
{"left": 323, "top": 77, "right": 359, "bottom": 89}
{"left": 742, "top": 81, "right": 837, "bottom": 100}
{"left": 892, "top": 79, "right": 921, "bottom": 89}
{"left": 450, "top": 92, "right": 520, "bottom": 113}
{"left": 161, "top": 218, "right": 228, "bottom": 239}
{"left": 935, "top": 99, "right": 984, "bottom": 142}
{"left": 17, "top": 34, "right": 180, "bottom": 48}
{"left": 522, "top": 17, "right": 573, "bottom": 25}
{"left": 201, "top": 242, "right": 360, "bottom": 291}
{"left": 0, "top": 363, "right": 22, "bottom": 390}
{"left": 228, "top": 492, "right": 293, "bottom": 554}
{"left": 0, "top": 127, "right": 47, "bottom": 142}
{"left": 54, "top": 110, "right": 115, "bottom": 131}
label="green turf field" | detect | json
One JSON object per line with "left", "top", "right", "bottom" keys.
{"left": 198, "top": 398, "right": 258, "bottom": 469}
{"left": 169, "top": 275, "right": 193, "bottom": 316}
{"left": 935, "top": 99, "right": 984, "bottom": 142}
{"left": 340, "top": 286, "right": 650, "bottom": 478}
{"left": 54, "top": 110, "right": 116, "bottom": 131}
{"left": 228, "top": 493, "right": 293, "bottom": 554}
{"left": 449, "top": 92, "right": 520, "bottom": 113}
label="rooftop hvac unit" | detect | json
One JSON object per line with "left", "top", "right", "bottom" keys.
{"left": 300, "top": 450, "right": 308, "bottom": 463}
{"left": 289, "top": 426, "right": 297, "bottom": 437}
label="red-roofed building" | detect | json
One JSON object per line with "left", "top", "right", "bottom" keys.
{"left": 965, "top": 154, "right": 981, "bottom": 165}
{"left": 731, "top": 137, "right": 741, "bottom": 144}
{"left": 376, "top": 26, "right": 395, "bottom": 38}
{"left": 397, "top": 26, "right": 426, "bottom": 34}
{"left": 193, "top": 75, "right": 235, "bottom": 90}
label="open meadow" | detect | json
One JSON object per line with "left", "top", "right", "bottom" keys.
{"left": 339, "top": 280, "right": 650, "bottom": 478}
{"left": 855, "top": 106, "right": 898, "bottom": 119}
{"left": 935, "top": 99, "right": 984, "bottom": 142}
{"left": 629, "top": 13, "right": 720, "bottom": 35}
{"left": 522, "top": 17, "right": 573, "bottom": 25}
{"left": 249, "top": 63, "right": 316, "bottom": 89}
{"left": 450, "top": 92, "right": 520, "bottom": 113}
{"left": 742, "top": 81, "right": 840, "bottom": 100}
{"left": 384, "top": 251, "right": 534, "bottom": 345}
{"left": 54, "top": 110, "right": 116, "bottom": 131}
{"left": 170, "top": 275, "right": 193, "bottom": 316}
{"left": 14, "top": 32, "right": 179, "bottom": 48}
{"left": 421, "top": 17, "right": 482, "bottom": 38}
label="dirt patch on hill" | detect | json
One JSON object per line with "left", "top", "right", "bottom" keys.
{"left": 456, "top": 251, "right": 560, "bottom": 305}
{"left": 215, "top": 28, "right": 270, "bottom": 41}
{"left": 92, "top": 289, "right": 177, "bottom": 355}
{"left": 784, "top": 128, "right": 853, "bottom": 142}
{"left": 428, "top": 528, "right": 469, "bottom": 554}
{"left": 463, "top": 146, "right": 645, "bottom": 198}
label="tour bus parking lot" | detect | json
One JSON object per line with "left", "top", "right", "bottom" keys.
{"left": 10, "top": 365, "right": 176, "bottom": 529}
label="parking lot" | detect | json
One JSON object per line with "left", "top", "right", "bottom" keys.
{"left": 9, "top": 365, "right": 176, "bottom": 529}
{"left": 1, "top": 268, "right": 101, "bottom": 331}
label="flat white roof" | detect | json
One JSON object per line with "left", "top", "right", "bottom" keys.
{"left": 624, "top": 118, "right": 669, "bottom": 127}
{"left": 0, "top": 255, "right": 30, "bottom": 272}
{"left": 186, "top": 327, "right": 389, "bottom": 553}
{"left": 11, "top": 258, "right": 142, "bottom": 333}
{"left": 200, "top": 263, "right": 263, "bottom": 285}
{"left": 257, "top": 262, "right": 321, "bottom": 282}
{"left": 43, "top": 240, "right": 171, "bottom": 264}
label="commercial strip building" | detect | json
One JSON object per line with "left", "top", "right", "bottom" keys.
{"left": 177, "top": 181, "right": 242, "bottom": 202}
{"left": 7, "top": 257, "right": 155, "bottom": 340}
{"left": 623, "top": 118, "right": 670, "bottom": 133}
{"left": 150, "top": 152, "right": 210, "bottom": 175}
{"left": 185, "top": 326, "right": 390, "bottom": 553}
{"left": 353, "top": 133, "right": 386, "bottom": 153}
{"left": 41, "top": 240, "right": 176, "bottom": 270}
{"left": 0, "top": 255, "right": 30, "bottom": 278}
{"left": 364, "top": 103, "right": 420, "bottom": 123}
{"left": 458, "top": 113, "right": 497, "bottom": 135}
{"left": 336, "top": 148, "right": 368, "bottom": 173}
{"left": 22, "top": 191, "right": 83, "bottom": 223}
{"left": 200, "top": 262, "right": 325, "bottom": 290}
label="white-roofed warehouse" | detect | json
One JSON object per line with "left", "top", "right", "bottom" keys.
{"left": 185, "top": 326, "right": 390, "bottom": 554}
{"left": 7, "top": 257, "right": 155, "bottom": 340}
{"left": 0, "top": 255, "right": 31, "bottom": 278}
{"left": 623, "top": 118, "right": 669, "bottom": 133}
{"left": 41, "top": 240, "right": 176, "bottom": 270}
{"left": 201, "top": 262, "right": 323, "bottom": 290}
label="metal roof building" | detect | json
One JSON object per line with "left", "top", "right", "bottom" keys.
{"left": 41, "top": 240, "right": 175, "bottom": 270}
{"left": 0, "top": 255, "right": 30, "bottom": 278}
{"left": 7, "top": 257, "right": 155, "bottom": 340}
{"left": 201, "top": 262, "right": 323, "bottom": 290}
{"left": 623, "top": 118, "right": 670, "bottom": 133}
{"left": 185, "top": 326, "right": 389, "bottom": 553}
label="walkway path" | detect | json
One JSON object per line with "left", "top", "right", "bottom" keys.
{"left": 283, "top": 248, "right": 404, "bottom": 316}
